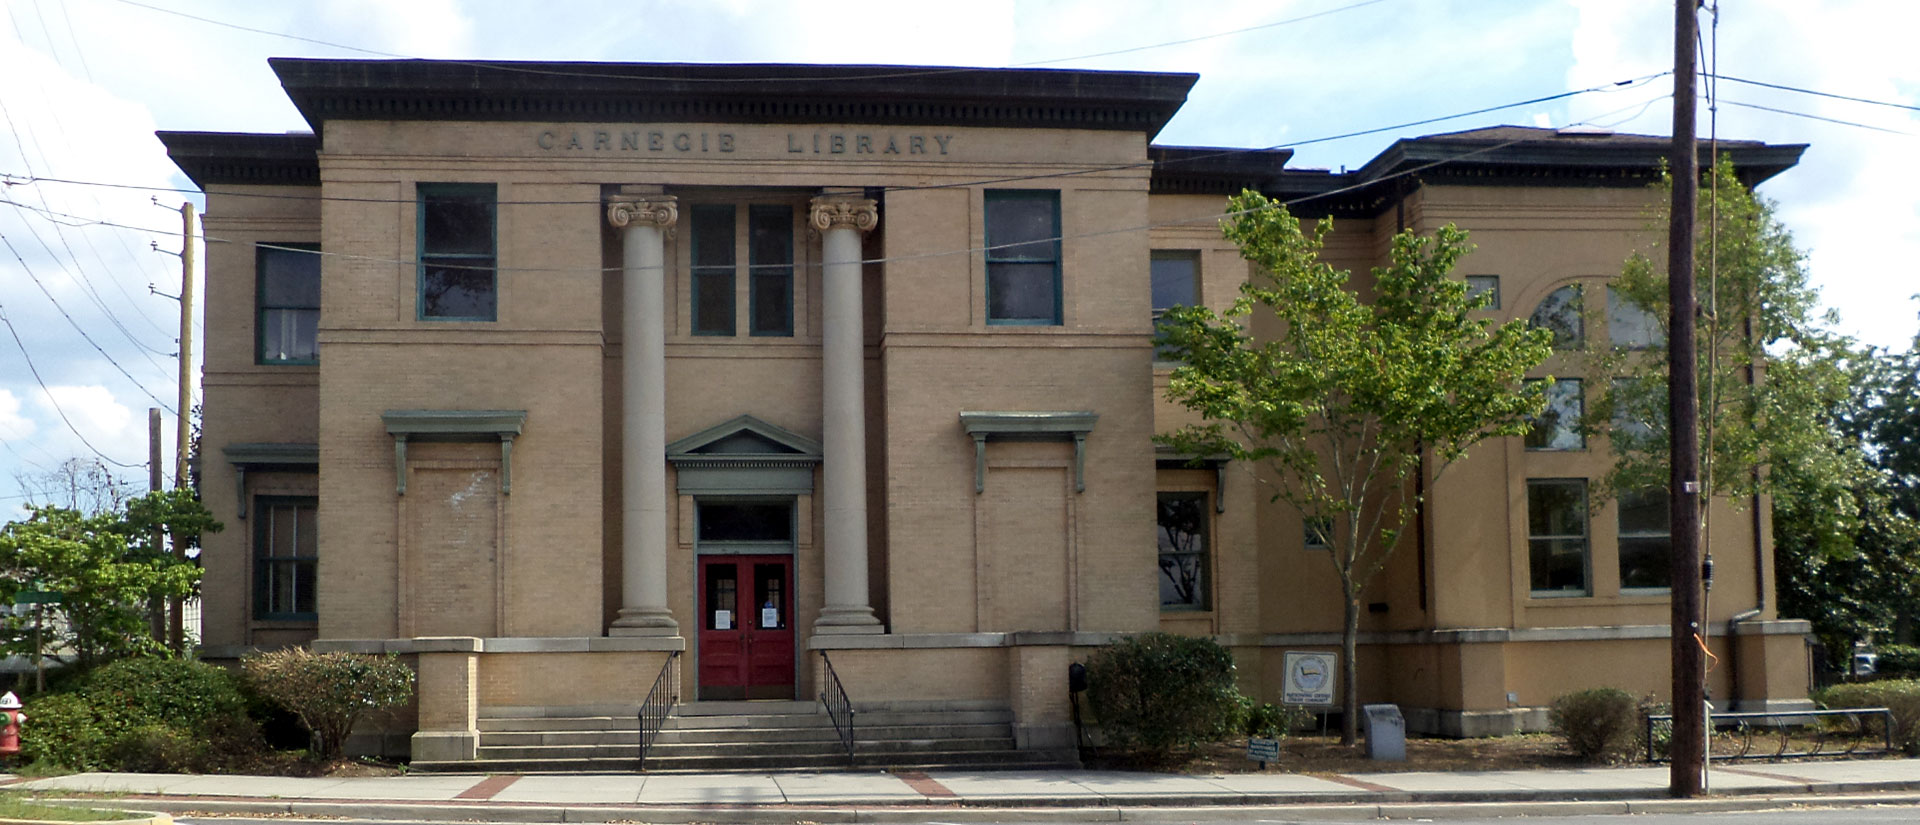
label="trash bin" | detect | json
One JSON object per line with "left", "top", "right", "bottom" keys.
{"left": 1363, "top": 703, "right": 1405, "bottom": 761}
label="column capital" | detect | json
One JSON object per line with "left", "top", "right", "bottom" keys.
{"left": 607, "top": 196, "right": 679, "bottom": 230}
{"left": 809, "top": 196, "right": 879, "bottom": 234}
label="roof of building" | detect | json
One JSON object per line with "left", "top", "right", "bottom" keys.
{"left": 1357, "top": 125, "right": 1807, "bottom": 187}
{"left": 267, "top": 58, "right": 1200, "bottom": 139}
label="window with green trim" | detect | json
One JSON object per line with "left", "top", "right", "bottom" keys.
{"left": 1527, "top": 479, "right": 1590, "bottom": 597}
{"left": 257, "top": 243, "right": 319, "bottom": 364}
{"left": 748, "top": 205, "right": 794, "bottom": 336}
{"left": 691, "top": 204, "right": 736, "bottom": 335}
{"left": 254, "top": 496, "right": 317, "bottom": 620}
{"left": 418, "top": 183, "right": 496, "bottom": 321}
{"left": 985, "top": 190, "right": 1061, "bottom": 324}
{"left": 1157, "top": 491, "right": 1210, "bottom": 610}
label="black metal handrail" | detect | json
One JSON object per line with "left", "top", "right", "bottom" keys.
{"left": 1644, "top": 707, "right": 1894, "bottom": 762}
{"left": 638, "top": 650, "right": 681, "bottom": 771}
{"left": 819, "top": 651, "right": 855, "bottom": 767}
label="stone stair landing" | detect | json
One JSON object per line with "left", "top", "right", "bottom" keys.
{"left": 410, "top": 700, "right": 1078, "bottom": 773}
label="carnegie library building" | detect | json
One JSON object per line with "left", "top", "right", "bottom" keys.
{"left": 159, "top": 57, "right": 1814, "bottom": 768}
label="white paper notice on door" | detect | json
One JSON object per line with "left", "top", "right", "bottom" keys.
{"left": 714, "top": 610, "right": 733, "bottom": 630}
{"left": 762, "top": 606, "right": 779, "bottom": 628}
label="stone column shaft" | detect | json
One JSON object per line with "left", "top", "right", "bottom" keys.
{"left": 608, "top": 197, "right": 679, "bottom": 636}
{"left": 811, "top": 196, "right": 883, "bottom": 634}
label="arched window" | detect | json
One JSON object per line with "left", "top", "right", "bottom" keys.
{"left": 1530, "top": 285, "right": 1584, "bottom": 349}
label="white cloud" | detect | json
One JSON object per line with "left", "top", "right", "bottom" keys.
{"left": 0, "top": 390, "right": 34, "bottom": 441}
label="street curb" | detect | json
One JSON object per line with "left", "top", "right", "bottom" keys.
{"left": 61, "top": 789, "right": 1920, "bottom": 824}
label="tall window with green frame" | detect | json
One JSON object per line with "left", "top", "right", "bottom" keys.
{"left": 748, "top": 205, "right": 794, "bottom": 336}
{"left": 984, "top": 190, "right": 1061, "bottom": 324}
{"left": 254, "top": 497, "right": 317, "bottom": 620}
{"left": 691, "top": 204, "right": 736, "bottom": 335}
{"left": 417, "top": 183, "right": 496, "bottom": 321}
{"left": 257, "top": 243, "right": 319, "bottom": 364}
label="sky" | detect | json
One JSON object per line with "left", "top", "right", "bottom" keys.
{"left": 0, "top": 0, "right": 1916, "bottom": 516}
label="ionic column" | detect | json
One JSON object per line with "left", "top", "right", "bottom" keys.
{"left": 607, "top": 195, "right": 679, "bottom": 636}
{"left": 810, "top": 195, "right": 883, "bottom": 634}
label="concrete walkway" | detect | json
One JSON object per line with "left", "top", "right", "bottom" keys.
{"left": 11, "top": 759, "right": 1920, "bottom": 822}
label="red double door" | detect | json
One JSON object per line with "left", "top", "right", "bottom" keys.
{"left": 697, "top": 555, "right": 795, "bottom": 700}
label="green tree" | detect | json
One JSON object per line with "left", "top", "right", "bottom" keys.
{"left": 0, "top": 489, "right": 217, "bottom": 666}
{"left": 1592, "top": 159, "right": 1908, "bottom": 649}
{"left": 1155, "top": 191, "right": 1553, "bottom": 745}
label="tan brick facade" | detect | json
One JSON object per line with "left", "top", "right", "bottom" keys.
{"left": 163, "top": 61, "right": 1815, "bottom": 760}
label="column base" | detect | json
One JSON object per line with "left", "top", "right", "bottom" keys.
{"left": 609, "top": 607, "right": 680, "bottom": 636}
{"left": 813, "top": 606, "right": 884, "bottom": 635}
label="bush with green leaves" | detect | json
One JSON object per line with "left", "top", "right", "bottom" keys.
{"left": 243, "top": 649, "right": 414, "bottom": 760}
{"left": 21, "top": 656, "right": 260, "bottom": 772}
{"left": 1549, "top": 687, "right": 1642, "bottom": 763}
{"left": 1241, "top": 700, "right": 1314, "bottom": 739}
{"left": 1084, "top": 632, "right": 1241, "bottom": 753}
{"left": 1816, "top": 679, "right": 1920, "bottom": 754}
{"left": 1877, "top": 646, "right": 1920, "bottom": 678}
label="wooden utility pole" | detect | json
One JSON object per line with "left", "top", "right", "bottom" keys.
{"left": 148, "top": 407, "right": 165, "bottom": 645}
{"left": 169, "top": 203, "right": 196, "bottom": 653}
{"left": 1668, "top": 0, "right": 1707, "bottom": 798}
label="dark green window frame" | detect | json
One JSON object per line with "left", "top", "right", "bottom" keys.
{"left": 1527, "top": 478, "right": 1591, "bottom": 597}
{"left": 256, "top": 242, "right": 320, "bottom": 365}
{"left": 985, "top": 189, "right": 1062, "bottom": 325}
{"left": 690, "top": 204, "right": 736, "bottom": 336}
{"left": 1157, "top": 491, "right": 1211, "bottom": 610}
{"left": 417, "top": 183, "right": 497, "bottom": 322}
{"left": 747, "top": 205, "right": 795, "bottom": 337}
{"left": 253, "top": 496, "right": 318, "bottom": 621}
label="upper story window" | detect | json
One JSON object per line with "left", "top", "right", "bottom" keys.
{"left": 418, "top": 183, "right": 497, "bottom": 321}
{"left": 1465, "top": 275, "right": 1501, "bottom": 310}
{"left": 1530, "top": 284, "right": 1583, "bottom": 349}
{"left": 257, "top": 243, "right": 319, "bottom": 364}
{"left": 1151, "top": 250, "right": 1198, "bottom": 359}
{"left": 985, "top": 190, "right": 1061, "bottom": 325}
{"left": 1607, "top": 286, "right": 1664, "bottom": 350}
{"left": 690, "top": 204, "right": 796, "bottom": 337}
{"left": 1525, "top": 378, "right": 1586, "bottom": 451}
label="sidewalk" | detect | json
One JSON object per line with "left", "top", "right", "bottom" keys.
{"left": 10, "top": 759, "right": 1920, "bottom": 822}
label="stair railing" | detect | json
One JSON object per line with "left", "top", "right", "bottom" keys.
{"left": 637, "top": 650, "right": 681, "bottom": 771}
{"left": 819, "top": 651, "right": 856, "bottom": 767}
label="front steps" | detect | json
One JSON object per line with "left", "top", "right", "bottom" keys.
{"left": 412, "top": 701, "right": 1078, "bottom": 773}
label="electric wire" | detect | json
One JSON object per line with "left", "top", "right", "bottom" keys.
{"left": 1714, "top": 73, "right": 1920, "bottom": 115}
{"left": 0, "top": 72, "right": 1674, "bottom": 209}
{"left": 0, "top": 232, "right": 179, "bottom": 414}
{"left": 8, "top": 97, "right": 1668, "bottom": 280}
{"left": 0, "top": 302, "right": 144, "bottom": 469}
{"left": 109, "top": 0, "right": 1394, "bottom": 84}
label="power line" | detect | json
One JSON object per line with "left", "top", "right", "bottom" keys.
{"left": 9, "top": 100, "right": 1661, "bottom": 280}
{"left": 1714, "top": 73, "right": 1920, "bottom": 115}
{"left": 4, "top": 71, "right": 1672, "bottom": 209}
{"left": 1719, "top": 98, "right": 1914, "bottom": 137}
{"left": 0, "top": 303, "right": 143, "bottom": 469}
{"left": 109, "top": 0, "right": 1395, "bottom": 85}
{"left": 0, "top": 231, "right": 179, "bottom": 414}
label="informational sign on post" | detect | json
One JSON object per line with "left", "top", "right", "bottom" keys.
{"left": 1283, "top": 651, "right": 1337, "bottom": 706}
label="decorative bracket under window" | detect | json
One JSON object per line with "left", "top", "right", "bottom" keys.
{"left": 222, "top": 442, "right": 318, "bottom": 519}
{"left": 382, "top": 410, "right": 527, "bottom": 495}
{"left": 959, "top": 411, "right": 1098, "bottom": 494}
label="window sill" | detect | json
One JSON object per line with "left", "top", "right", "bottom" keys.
{"left": 251, "top": 617, "right": 317, "bottom": 626}
{"left": 1527, "top": 591, "right": 1592, "bottom": 601}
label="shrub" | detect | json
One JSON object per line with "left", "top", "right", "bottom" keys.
{"left": 1817, "top": 679, "right": 1920, "bottom": 754}
{"left": 1878, "top": 645, "right": 1920, "bottom": 678}
{"left": 1549, "top": 687, "right": 1642, "bottom": 763}
{"left": 243, "top": 649, "right": 414, "bottom": 760}
{"left": 20, "top": 657, "right": 260, "bottom": 772}
{"left": 1242, "top": 700, "right": 1314, "bottom": 739}
{"left": 1084, "top": 632, "right": 1241, "bottom": 753}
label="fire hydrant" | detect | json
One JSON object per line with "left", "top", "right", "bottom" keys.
{"left": 0, "top": 691, "right": 26, "bottom": 757}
